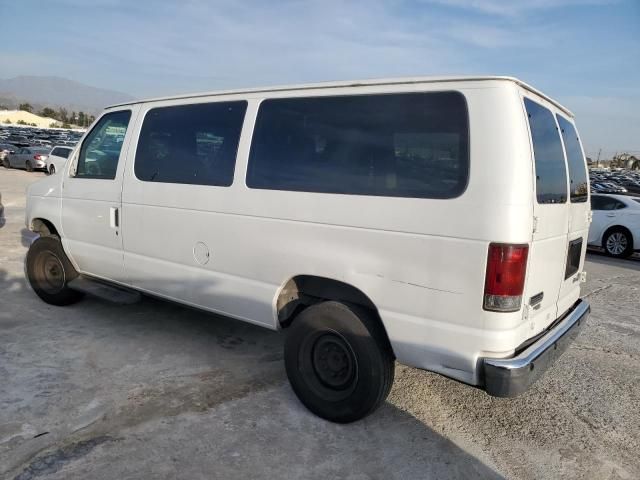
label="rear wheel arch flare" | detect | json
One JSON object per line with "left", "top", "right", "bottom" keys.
{"left": 275, "top": 275, "right": 393, "bottom": 354}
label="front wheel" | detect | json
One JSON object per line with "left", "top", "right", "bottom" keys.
{"left": 3, "top": 158, "right": 10, "bottom": 168}
{"left": 603, "top": 228, "right": 634, "bottom": 258}
{"left": 26, "top": 236, "right": 84, "bottom": 305}
{"left": 284, "top": 301, "right": 394, "bottom": 423}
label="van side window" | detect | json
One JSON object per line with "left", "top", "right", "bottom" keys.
{"left": 557, "top": 115, "right": 588, "bottom": 203}
{"left": 246, "top": 92, "right": 469, "bottom": 199}
{"left": 135, "top": 101, "right": 247, "bottom": 186}
{"left": 75, "top": 110, "right": 131, "bottom": 179}
{"left": 524, "top": 99, "right": 567, "bottom": 204}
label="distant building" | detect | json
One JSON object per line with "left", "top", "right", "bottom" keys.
{"left": 612, "top": 153, "right": 640, "bottom": 170}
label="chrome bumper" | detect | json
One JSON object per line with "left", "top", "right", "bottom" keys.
{"left": 482, "top": 299, "right": 590, "bottom": 397}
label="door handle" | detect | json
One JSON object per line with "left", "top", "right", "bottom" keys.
{"left": 606, "top": 213, "right": 616, "bottom": 217}
{"left": 109, "top": 207, "right": 119, "bottom": 228}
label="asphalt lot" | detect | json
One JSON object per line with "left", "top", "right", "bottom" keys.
{"left": 1, "top": 169, "right": 639, "bottom": 480}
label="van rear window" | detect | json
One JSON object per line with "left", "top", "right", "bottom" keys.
{"left": 557, "top": 115, "right": 588, "bottom": 203}
{"left": 246, "top": 92, "right": 469, "bottom": 199}
{"left": 524, "top": 98, "right": 567, "bottom": 204}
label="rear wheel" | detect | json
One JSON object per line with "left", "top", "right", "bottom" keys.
{"left": 26, "top": 236, "right": 84, "bottom": 305}
{"left": 3, "top": 158, "right": 10, "bottom": 168}
{"left": 284, "top": 301, "right": 394, "bottom": 423}
{"left": 25, "top": 161, "right": 33, "bottom": 172}
{"left": 603, "top": 228, "right": 633, "bottom": 258}
{"left": 49, "top": 165, "right": 56, "bottom": 175}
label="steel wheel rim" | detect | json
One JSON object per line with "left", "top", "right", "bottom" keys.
{"left": 311, "top": 333, "right": 356, "bottom": 390}
{"left": 33, "top": 250, "right": 66, "bottom": 293}
{"left": 606, "top": 232, "right": 627, "bottom": 255}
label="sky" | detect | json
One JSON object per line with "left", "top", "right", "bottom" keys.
{"left": 1, "top": 0, "right": 638, "bottom": 158}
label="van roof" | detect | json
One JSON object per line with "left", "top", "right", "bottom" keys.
{"left": 107, "top": 75, "right": 573, "bottom": 117}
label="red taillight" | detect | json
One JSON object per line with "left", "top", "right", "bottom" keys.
{"left": 34, "top": 154, "right": 42, "bottom": 160}
{"left": 483, "top": 243, "right": 529, "bottom": 312}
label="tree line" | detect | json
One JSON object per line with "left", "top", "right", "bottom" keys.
{"left": 18, "top": 103, "right": 96, "bottom": 127}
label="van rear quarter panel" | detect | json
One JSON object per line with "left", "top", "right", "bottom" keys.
{"left": 121, "top": 81, "right": 534, "bottom": 385}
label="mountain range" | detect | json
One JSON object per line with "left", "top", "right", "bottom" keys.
{"left": 0, "top": 76, "right": 135, "bottom": 114}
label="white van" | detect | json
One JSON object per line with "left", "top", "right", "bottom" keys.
{"left": 25, "top": 76, "right": 590, "bottom": 422}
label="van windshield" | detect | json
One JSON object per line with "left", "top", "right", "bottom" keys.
{"left": 525, "top": 98, "right": 567, "bottom": 204}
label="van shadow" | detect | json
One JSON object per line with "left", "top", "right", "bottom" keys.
{"left": 0, "top": 269, "right": 503, "bottom": 479}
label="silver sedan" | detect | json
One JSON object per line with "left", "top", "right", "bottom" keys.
{"left": 3, "top": 146, "right": 50, "bottom": 172}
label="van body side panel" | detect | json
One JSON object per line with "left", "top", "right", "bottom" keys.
{"left": 116, "top": 81, "right": 559, "bottom": 386}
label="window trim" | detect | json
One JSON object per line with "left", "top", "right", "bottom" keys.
{"left": 556, "top": 114, "right": 588, "bottom": 204}
{"left": 523, "top": 96, "right": 569, "bottom": 205}
{"left": 133, "top": 99, "right": 248, "bottom": 187}
{"left": 245, "top": 91, "right": 471, "bottom": 199}
{"left": 71, "top": 109, "right": 132, "bottom": 180}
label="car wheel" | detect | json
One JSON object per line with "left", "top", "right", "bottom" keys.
{"left": 25, "top": 161, "right": 33, "bottom": 172}
{"left": 603, "top": 228, "right": 634, "bottom": 258}
{"left": 49, "top": 165, "right": 56, "bottom": 175}
{"left": 26, "top": 236, "right": 84, "bottom": 306}
{"left": 284, "top": 301, "right": 395, "bottom": 423}
{"left": 3, "top": 158, "right": 10, "bottom": 168}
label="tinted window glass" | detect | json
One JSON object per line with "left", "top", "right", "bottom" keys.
{"left": 590, "top": 195, "right": 606, "bottom": 210}
{"left": 247, "top": 92, "right": 469, "bottom": 198}
{"left": 557, "top": 115, "right": 588, "bottom": 203}
{"left": 75, "top": 110, "right": 131, "bottom": 179}
{"left": 591, "top": 195, "right": 625, "bottom": 211}
{"left": 135, "top": 101, "right": 247, "bottom": 186}
{"left": 58, "top": 148, "right": 71, "bottom": 159}
{"left": 525, "top": 99, "right": 567, "bottom": 204}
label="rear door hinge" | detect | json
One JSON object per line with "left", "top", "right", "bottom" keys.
{"left": 587, "top": 210, "right": 593, "bottom": 224}
{"left": 532, "top": 216, "right": 539, "bottom": 233}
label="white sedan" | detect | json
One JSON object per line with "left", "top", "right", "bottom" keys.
{"left": 589, "top": 194, "right": 640, "bottom": 258}
{"left": 45, "top": 145, "right": 74, "bottom": 175}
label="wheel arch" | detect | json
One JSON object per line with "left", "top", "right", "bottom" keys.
{"left": 31, "top": 217, "right": 60, "bottom": 237}
{"left": 275, "top": 274, "right": 394, "bottom": 354}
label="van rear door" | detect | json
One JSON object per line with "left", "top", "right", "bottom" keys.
{"left": 556, "top": 115, "right": 590, "bottom": 315}
{"left": 521, "top": 97, "right": 573, "bottom": 334}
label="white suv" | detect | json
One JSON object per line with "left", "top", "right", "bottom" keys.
{"left": 24, "top": 76, "right": 590, "bottom": 422}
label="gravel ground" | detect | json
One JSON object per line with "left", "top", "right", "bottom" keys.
{"left": 1, "top": 169, "right": 639, "bottom": 479}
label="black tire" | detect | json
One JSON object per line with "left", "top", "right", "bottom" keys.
{"left": 49, "top": 165, "right": 55, "bottom": 175}
{"left": 603, "top": 228, "right": 634, "bottom": 258}
{"left": 26, "top": 161, "right": 33, "bottom": 172}
{"left": 3, "top": 158, "right": 10, "bottom": 168}
{"left": 284, "top": 301, "right": 394, "bottom": 423}
{"left": 26, "top": 236, "right": 84, "bottom": 305}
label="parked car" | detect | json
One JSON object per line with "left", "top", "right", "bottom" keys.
{"left": 45, "top": 146, "right": 74, "bottom": 175}
{"left": 616, "top": 179, "right": 640, "bottom": 194}
{"left": 591, "top": 181, "right": 626, "bottom": 194}
{"left": 0, "top": 143, "right": 17, "bottom": 162}
{"left": 24, "top": 76, "right": 590, "bottom": 422}
{"left": 3, "top": 146, "right": 50, "bottom": 171}
{"left": 589, "top": 194, "right": 640, "bottom": 258}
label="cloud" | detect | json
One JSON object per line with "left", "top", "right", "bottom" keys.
{"left": 425, "top": 0, "right": 619, "bottom": 16}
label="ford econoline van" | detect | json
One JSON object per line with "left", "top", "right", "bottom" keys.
{"left": 24, "top": 76, "right": 590, "bottom": 423}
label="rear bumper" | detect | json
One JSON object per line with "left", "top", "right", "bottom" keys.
{"left": 481, "top": 299, "right": 590, "bottom": 397}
